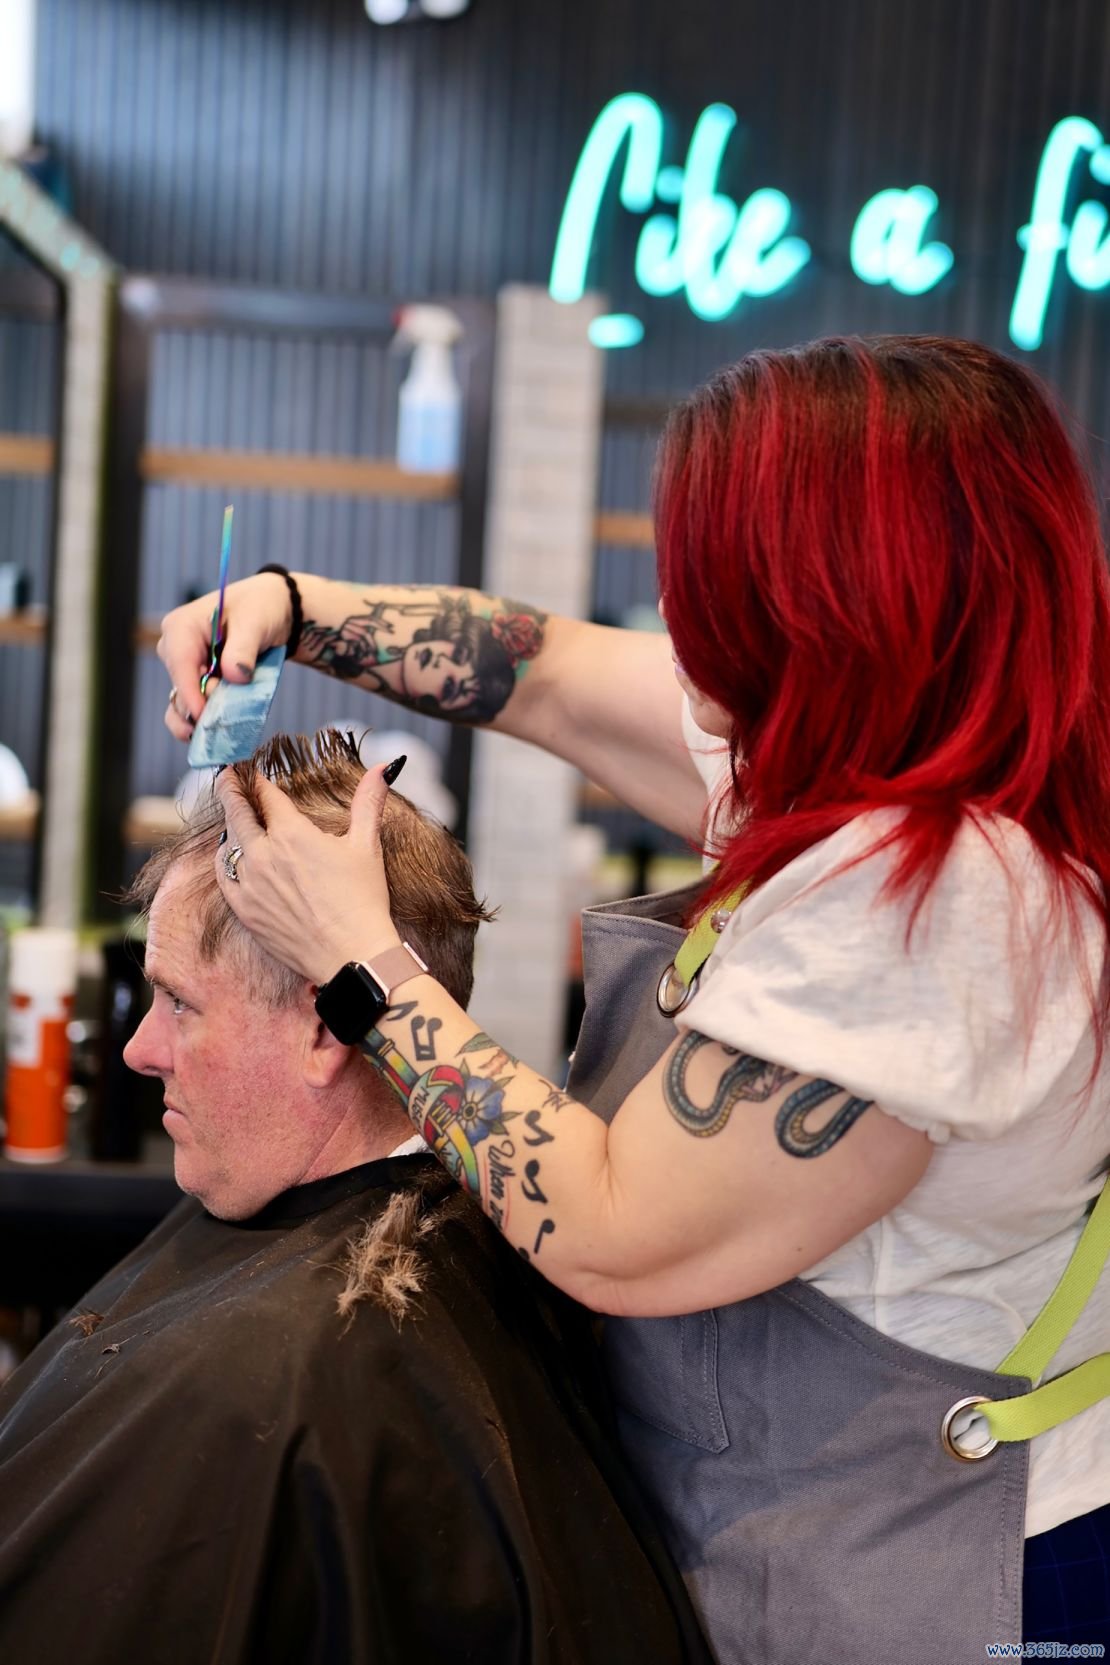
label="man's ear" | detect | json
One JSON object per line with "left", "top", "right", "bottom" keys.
{"left": 298, "top": 985, "right": 353, "bottom": 1089}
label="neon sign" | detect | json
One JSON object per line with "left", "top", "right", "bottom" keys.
{"left": 551, "top": 96, "right": 1110, "bottom": 352}
{"left": 1010, "top": 116, "right": 1110, "bottom": 349}
{"left": 850, "top": 187, "right": 952, "bottom": 296}
{"left": 550, "top": 94, "right": 809, "bottom": 343}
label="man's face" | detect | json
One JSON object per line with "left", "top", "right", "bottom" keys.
{"left": 124, "top": 864, "right": 347, "bottom": 1219}
{"left": 400, "top": 639, "right": 478, "bottom": 711}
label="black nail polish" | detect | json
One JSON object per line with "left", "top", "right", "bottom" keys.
{"left": 383, "top": 754, "right": 407, "bottom": 786}
{"left": 218, "top": 829, "right": 228, "bottom": 846}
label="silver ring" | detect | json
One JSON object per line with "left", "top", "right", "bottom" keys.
{"left": 223, "top": 845, "right": 244, "bottom": 884}
{"left": 656, "top": 962, "right": 698, "bottom": 1015}
{"left": 940, "top": 1395, "right": 998, "bottom": 1462}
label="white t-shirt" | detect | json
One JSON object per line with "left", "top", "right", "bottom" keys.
{"left": 680, "top": 702, "right": 1110, "bottom": 1537}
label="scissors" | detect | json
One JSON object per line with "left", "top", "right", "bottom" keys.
{"left": 199, "top": 505, "right": 234, "bottom": 696}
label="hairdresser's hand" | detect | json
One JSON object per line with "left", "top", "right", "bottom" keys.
{"left": 213, "top": 765, "right": 401, "bottom": 987}
{"left": 158, "top": 574, "right": 295, "bottom": 739}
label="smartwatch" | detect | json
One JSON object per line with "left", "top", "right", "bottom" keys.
{"left": 315, "top": 942, "right": 429, "bottom": 1045}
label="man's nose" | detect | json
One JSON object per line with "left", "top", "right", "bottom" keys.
{"left": 123, "top": 1006, "right": 167, "bottom": 1077}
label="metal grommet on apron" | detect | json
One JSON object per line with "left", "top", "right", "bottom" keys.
{"left": 656, "top": 963, "right": 698, "bottom": 1015}
{"left": 940, "top": 1394, "right": 999, "bottom": 1462}
{"left": 656, "top": 888, "right": 738, "bottom": 1016}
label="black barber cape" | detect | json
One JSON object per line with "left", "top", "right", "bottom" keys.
{"left": 0, "top": 1156, "right": 708, "bottom": 1664}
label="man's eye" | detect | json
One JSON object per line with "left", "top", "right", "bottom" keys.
{"left": 171, "top": 997, "right": 187, "bottom": 1016}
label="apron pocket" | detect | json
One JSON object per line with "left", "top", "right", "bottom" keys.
{"left": 602, "top": 1311, "right": 730, "bottom": 1454}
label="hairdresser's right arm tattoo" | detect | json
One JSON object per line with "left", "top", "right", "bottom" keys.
{"left": 664, "top": 1033, "right": 873, "bottom": 1154}
{"left": 299, "top": 588, "right": 548, "bottom": 724}
{"left": 361, "top": 1025, "right": 563, "bottom": 1245}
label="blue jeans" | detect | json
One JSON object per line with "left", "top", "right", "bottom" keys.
{"left": 1024, "top": 1501, "right": 1110, "bottom": 1646}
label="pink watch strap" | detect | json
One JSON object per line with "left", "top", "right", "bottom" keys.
{"left": 363, "top": 942, "right": 429, "bottom": 1001}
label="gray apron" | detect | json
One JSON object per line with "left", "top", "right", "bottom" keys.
{"left": 566, "top": 885, "right": 1032, "bottom": 1665}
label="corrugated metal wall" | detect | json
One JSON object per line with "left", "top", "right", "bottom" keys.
{"left": 31, "top": 0, "right": 1110, "bottom": 402}
{"left": 36, "top": 0, "right": 1110, "bottom": 402}
{"left": 5, "top": 0, "right": 1110, "bottom": 832}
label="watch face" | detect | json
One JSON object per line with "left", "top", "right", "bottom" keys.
{"left": 315, "top": 962, "right": 389, "bottom": 1046}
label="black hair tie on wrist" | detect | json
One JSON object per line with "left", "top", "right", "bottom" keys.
{"left": 256, "top": 565, "right": 304, "bottom": 660}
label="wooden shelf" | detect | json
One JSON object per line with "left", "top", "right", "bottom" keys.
{"left": 594, "top": 510, "right": 654, "bottom": 550}
{"left": 0, "top": 434, "right": 54, "bottom": 477}
{"left": 0, "top": 792, "right": 40, "bottom": 841}
{"left": 140, "top": 446, "right": 458, "bottom": 500}
{"left": 0, "top": 607, "right": 47, "bottom": 645}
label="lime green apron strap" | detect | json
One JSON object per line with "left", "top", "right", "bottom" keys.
{"left": 997, "top": 1178, "right": 1110, "bottom": 1382}
{"left": 673, "top": 886, "right": 748, "bottom": 989}
{"left": 977, "top": 1179, "right": 1110, "bottom": 1441}
{"left": 983, "top": 1352, "right": 1110, "bottom": 1443}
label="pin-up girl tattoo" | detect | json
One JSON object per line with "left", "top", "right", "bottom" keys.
{"left": 300, "top": 593, "right": 546, "bottom": 723}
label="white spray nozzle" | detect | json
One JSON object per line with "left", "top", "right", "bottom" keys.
{"left": 392, "top": 304, "right": 464, "bottom": 350}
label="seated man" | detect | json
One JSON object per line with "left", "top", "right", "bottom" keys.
{"left": 0, "top": 732, "right": 706, "bottom": 1665}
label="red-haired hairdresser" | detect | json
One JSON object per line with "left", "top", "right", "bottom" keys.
{"left": 160, "top": 337, "right": 1110, "bottom": 1663}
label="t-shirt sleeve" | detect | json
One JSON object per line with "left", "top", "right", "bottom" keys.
{"left": 679, "top": 814, "right": 1101, "bottom": 1143}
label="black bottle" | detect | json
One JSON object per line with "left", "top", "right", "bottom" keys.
{"left": 89, "top": 939, "right": 150, "bottom": 1161}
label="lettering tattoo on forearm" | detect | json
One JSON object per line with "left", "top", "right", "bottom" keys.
{"left": 361, "top": 1025, "right": 566, "bottom": 1248}
{"left": 664, "top": 1033, "right": 872, "bottom": 1154}
{"left": 487, "top": 1143, "right": 515, "bottom": 1231}
{"left": 300, "top": 590, "right": 547, "bottom": 724}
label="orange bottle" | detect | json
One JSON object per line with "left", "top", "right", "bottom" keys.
{"left": 5, "top": 928, "right": 77, "bottom": 1163}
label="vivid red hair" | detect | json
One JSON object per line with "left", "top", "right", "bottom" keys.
{"left": 655, "top": 335, "right": 1110, "bottom": 1009}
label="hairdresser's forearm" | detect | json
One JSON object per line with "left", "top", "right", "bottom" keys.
{"left": 292, "top": 576, "right": 549, "bottom": 726}
{"left": 293, "top": 576, "right": 704, "bottom": 832}
{"left": 364, "top": 974, "right": 622, "bottom": 1302}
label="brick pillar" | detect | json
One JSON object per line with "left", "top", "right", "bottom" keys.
{"left": 466, "top": 285, "right": 604, "bottom": 1077}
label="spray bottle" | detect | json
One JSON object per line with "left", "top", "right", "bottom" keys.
{"left": 5, "top": 927, "right": 78, "bottom": 1162}
{"left": 393, "top": 305, "right": 464, "bottom": 474}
